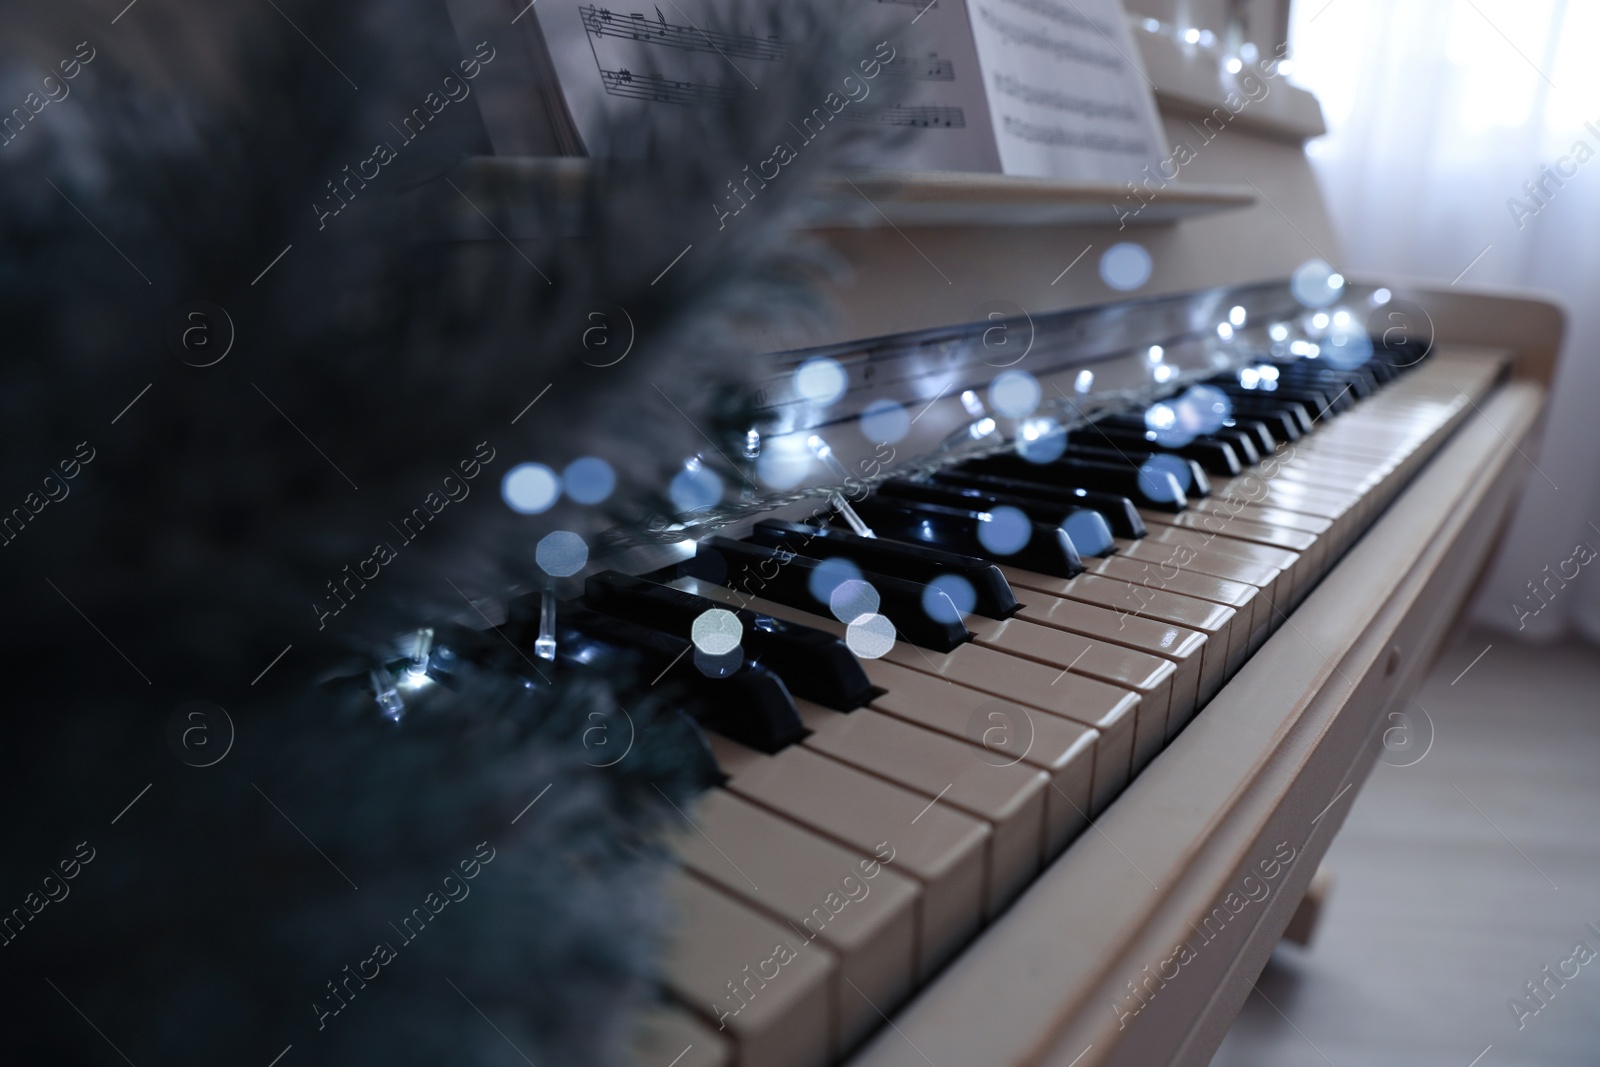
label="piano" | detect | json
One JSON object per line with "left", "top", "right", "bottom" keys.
{"left": 443, "top": 4, "right": 1564, "bottom": 1065}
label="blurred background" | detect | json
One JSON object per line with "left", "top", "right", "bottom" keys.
{"left": 1281, "top": 0, "right": 1600, "bottom": 644}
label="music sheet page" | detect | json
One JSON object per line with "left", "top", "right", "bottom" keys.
{"left": 532, "top": 0, "right": 1003, "bottom": 170}
{"left": 528, "top": 0, "right": 1161, "bottom": 180}
{"left": 962, "top": 0, "right": 1165, "bottom": 180}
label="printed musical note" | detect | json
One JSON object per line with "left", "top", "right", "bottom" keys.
{"left": 598, "top": 66, "right": 739, "bottom": 106}
{"left": 580, "top": 4, "right": 786, "bottom": 61}
{"left": 976, "top": 7, "right": 1121, "bottom": 70}
{"left": 881, "top": 52, "right": 956, "bottom": 81}
{"left": 843, "top": 105, "right": 967, "bottom": 128}
{"left": 1000, "top": 114, "right": 1146, "bottom": 153}
{"left": 991, "top": 73, "right": 1135, "bottom": 119}
{"left": 995, "top": 0, "right": 1112, "bottom": 36}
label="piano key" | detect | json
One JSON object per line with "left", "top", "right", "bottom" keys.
{"left": 1058, "top": 445, "right": 1213, "bottom": 499}
{"left": 627, "top": 1002, "right": 732, "bottom": 1067}
{"left": 673, "top": 790, "right": 921, "bottom": 1054}
{"left": 1112, "top": 536, "right": 1284, "bottom": 606}
{"left": 1140, "top": 507, "right": 1319, "bottom": 555}
{"left": 999, "top": 567, "right": 1238, "bottom": 706}
{"left": 1245, "top": 385, "right": 1343, "bottom": 420}
{"left": 680, "top": 538, "right": 969, "bottom": 652}
{"left": 1224, "top": 417, "right": 1279, "bottom": 457}
{"left": 659, "top": 871, "right": 834, "bottom": 1067}
{"left": 1139, "top": 497, "right": 1324, "bottom": 598}
{"left": 1085, "top": 555, "right": 1261, "bottom": 675}
{"left": 529, "top": 603, "right": 807, "bottom": 754}
{"left": 710, "top": 742, "right": 990, "bottom": 981}
{"left": 862, "top": 659, "right": 1097, "bottom": 857}
{"left": 958, "top": 615, "right": 1176, "bottom": 771}
{"left": 745, "top": 519, "right": 1019, "bottom": 619}
{"left": 582, "top": 571, "right": 874, "bottom": 711}
{"left": 960, "top": 454, "right": 1189, "bottom": 512}
{"left": 1075, "top": 423, "right": 1246, "bottom": 476}
{"left": 1109, "top": 536, "right": 1285, "bottom": 653}
{"left": 1218, "top": 396, "right": 1308, "bottom": 440}
{"left": 846, "top": 497, "right": 1085, "bottom": 578}
{"left": 1208, "top": 426, "right": 1265, "bottom": 466}
{"left": 671, "top": 577, "right": 1137, "bottom": 815}
{"left": 1003, "top": 568, "right": 1206, "bottom": 739}
{"left": 1179, "top": 500, "right": 1332, "bottom": 537}
{"left": 871, "top": 639, "right": 1141, "bottom": 811}
{"left": 1195, "top": 479, "right": 1353, "bottom": 521}
{"left": 1138, "top": 523, "right": 1307, "bottom": 610}
{"left": 795, "top": 700, "right": 1049, "bottom": 914}
{"left": 931, "top": 470, "right": 1147, "bottom": 539}
{"left": 873, "top": 480, "right": 1117, "bottom": 557}
{"left": 1213, "top": 388, "right": 1316, "bottom": 435}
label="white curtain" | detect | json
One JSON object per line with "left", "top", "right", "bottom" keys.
{"left": 1288, "top": 0, "right": 1600, "bottom": 643}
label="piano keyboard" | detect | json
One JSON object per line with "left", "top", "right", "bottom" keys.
{"left": 511, "top": 330, "right": 1518, "bottom": 1067}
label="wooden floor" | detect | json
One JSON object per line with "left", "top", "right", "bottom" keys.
{"left": 1210, "top": 627, "right": 1600, "bottom": 1067}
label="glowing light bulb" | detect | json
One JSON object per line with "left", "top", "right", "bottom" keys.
{"left": 989, "top": 369, "right": 1041, "bottom": 418}
{"left": 1075, "top": 369, "right": 1095, "bottom": 393}
{"left": 1183, "top": 27, "right": 1201, "bottom": 44}
{"left": 1230, "top": 305, "right": 1247, "bottom": 327}
{"left": 1147, "top": 345, "right": 1164, "bottom": 363}
{"left": 794, "top": 357, "right": 847, "bottom": 405}
{"left": 1217, "top": 322, "right": 1234, "bottom": 341}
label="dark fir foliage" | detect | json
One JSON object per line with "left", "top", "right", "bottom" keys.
{"left": 0, "top": 0, "right": 892, "bottom": 1063}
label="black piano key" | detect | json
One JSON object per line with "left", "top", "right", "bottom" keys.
{"left": 931, "top": 470, "right": 1147, "bottom": 539}
{"left": 1288, "top": 364, "right": 1378, "bottom": 398}
{"left": 874, "top": 480, "right": 1117, "bottom": 557}
{"left": 583, "top": 571, "right": 874, "bottom": 711}
{"left": 1217, "top": 398, "right": 1303, "bottom": 441}
{"left": 1073, "top": 424, "right": 1244, "bottom": 476}
{"left": 1088, "top": 414, "right": 1257, "bottom": 469}
{"left": 1224, "top": 417, "right": 1277, "bottom": 457}
{"left": 675, "top": 537, "right": 970, "bottom": 653}
{"left": 1273, "top": 375, "right": 1351, "bottom": 414}
{"left": 960, "top": 453, "right": 1190, "bottom": 511}
{"left": 509, "top": 599, "right": 808, "bottom": 754}
{"left": 1213, "top": 427, "right": 1262, "bottom": 466}
{"left": 1212, "top": 388, "right": 1316, "bottom": 435}
{"left": 746, "top": 519, "right": 1020, "bottom": 619}
{"left": 847, "top": 496, "right": 1084, "bottom": 578}
{"left": 1032, "top": 446, "right": 1210, "bottom": 502}
{"left": 1236, "top": 383, "right": 1340, "bottom": 420}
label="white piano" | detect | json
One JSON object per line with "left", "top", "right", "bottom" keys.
{"left": 454, "top": 1, "right": 1561, "bottom": 1063}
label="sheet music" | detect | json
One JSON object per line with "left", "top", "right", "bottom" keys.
{"left": 963, "top": 0, "right": 1165, "bottom": 180}
{"left": 859, "top": 0, "right": 1001, "bottom": 171}
{"left": 532, "top": 0, "right": 1003, "bottom": 168}
{"left": 523, "top": 0, "right": 1160, "bottom": 179}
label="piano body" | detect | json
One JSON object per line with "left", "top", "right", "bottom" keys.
{"left": 454, "top": 3, "right": 1563, "bottom": 1064}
